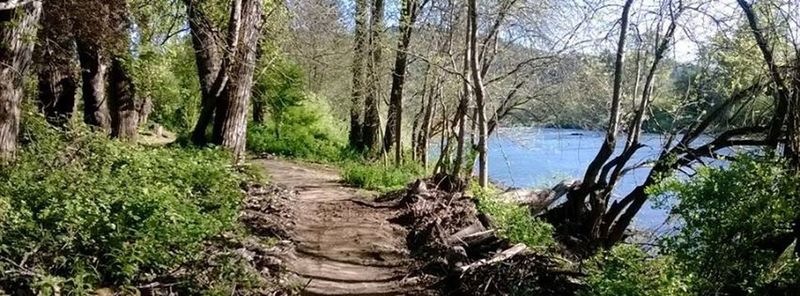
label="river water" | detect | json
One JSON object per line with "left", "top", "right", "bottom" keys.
{"left": 485, "top": 127, "right": 677, "bottom": 231}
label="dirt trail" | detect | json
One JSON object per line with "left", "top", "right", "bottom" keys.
{"left": 256, "top": 158, "right": 434, "bottom": 296}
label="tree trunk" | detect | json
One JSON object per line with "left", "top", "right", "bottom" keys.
{"left": 36, "top": 0, "right": 76, "bottom": 125}
{"left": 467, "top": 0, "right": 488, "bottom": 187}
{"left": 788, "top": 54, "right": 800, "bottom": 256}
{"left": 349, "top": 0, "right": 368, "bottom": 149}
{"left": 737, "top": 0, "right": 790, "bottom": 148}
{"left": 361, "top": 0, "right": 384, "bottom": 154}
{"left": 185, "top": 0, "right": 223, "bottom": 145}
{"left": 452, "top": 10, "right": 472, "bottom": 177}
{"left": 212, "top": 0, "right": 263, "bottom": 162}
{"left": 570, "top": 0, "right": 634, "bottom": 240}
{"left": 383, "top": 0, "right": 421, "bottom": 163}
{"left": 253, "top": 97, "right": 265, "bottom": 124}
{"left": 108, "top": 58, "right": 138, "bottom": 140}
{"left": 0, "top": 0, "right": 41, "bottom": 160}
{"left": 76, "top": 39, "right": 111, "bottom": 131}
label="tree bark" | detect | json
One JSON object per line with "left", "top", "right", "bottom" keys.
{"left": 452, "top": 9, "right": 472, "bottom": 177}
{"left": 108, "top": 58, "right": 138, "bottom": 140}
{"left": 788, "top": 52, "right": 800, "bottom": 256}
{"left": 36, "top": 0, "right": 76, "bottom": 125}
{"left": 361, "top": 0, "right": 384, "bottom": 154}
{"left": 349, "top": 0, "right": 369, "bottom": 149}
{"left": 212, "top": 0, "right": 263, "bottom": 162}
{"left": 76, "top": 39, "right": 111, "bottom": 130}
{"left": 467, "top": 0, "right": 488, "bottom": 187}
{"left": 185, "top": 0, "right": 223, "bottom": 145}
{"left": 0, "top": 0, "right": 41, "bottom": 160}
{"left": 383, "top": 0, "right": 421, "bottom": 163}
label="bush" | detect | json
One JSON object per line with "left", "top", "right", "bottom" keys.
{"left": 0, "top": 114, "right": 244, "bottom": 293}
{"left": 470, "top": 183, "right": 555, "bottom": 248}
{"left": 341, "top": 162, "right": 426, "bottom": 192}
{"left": 649, "top": 154, "right": 800, "bottom": 294}
{"left": 582, "top": 244, "right": 691, "bottom": 296}
{"left": 247, "top": 94, "right": 347, "bottom": 163}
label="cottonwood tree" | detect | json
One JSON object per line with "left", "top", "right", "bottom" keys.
{"left": 185, "top": 0, "right": 264, "bottom": 160}
{"left": 36, "top": 0, "right": 77, "bottom": 126}
{"left": 213, "top": 0, "right": 264, "bottom": 160}
{"left": 72, "top": 0, "right": 118, "bottom": 131}
{"left": 360, "top": 0, "right": 385, "bottom": 154}
{"left": 0, "top": 0, "right": 42, "bottom": 160}
{"left": 350, "top": 0, "right": 369, "bottom": 148}
{"left": 383, "top": 0, "right": 428, "bottom": 163}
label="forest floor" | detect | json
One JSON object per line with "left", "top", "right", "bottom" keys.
{"left": 255, "top": 158, "right": 437, "bottom": 295}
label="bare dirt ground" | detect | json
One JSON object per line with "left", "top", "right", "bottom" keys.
{"left": 254, "top": 158, "right": 435, "bottom": 296}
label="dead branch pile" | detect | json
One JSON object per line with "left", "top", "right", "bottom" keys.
{"left": 386, "top": 179, "right": 585, "bottom": 295}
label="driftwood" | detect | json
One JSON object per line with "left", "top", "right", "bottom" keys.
{"left": 445, "top": 221, "right": 496, "bottom": 247}
{"left": 457, "top": 243, "right": 529, "bottom": 273}
{"left": 499, "top": 179, "right": 580, "bottom": 214}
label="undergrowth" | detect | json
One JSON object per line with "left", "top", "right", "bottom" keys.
{"left": 341, "top": 161, "right": 426, "bottom": 192}
{"left": 581, "top": 244, "right": 691, "bottom": 296}
{"left": 0, "top": 113, "right": 258, "bottom": 294}
{"left": 470, "top": 182, "right": 555, "bottom": 249}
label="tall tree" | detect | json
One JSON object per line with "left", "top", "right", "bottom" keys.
{"left": 451, "top": 4, "right": 472, "bottom": 177}
{"left": 36, "top": 0, "right": 77, "bottom": 125}
{"left": 73, "top": 0, "right": 113, "bottom": 131}
{"left": 349, "top": 0, "right": 369, "bottom": 149}
{"left": 108, "top": 57, "right": 138, "bottom": 139}
{"left": 467, "top": 0, "right": 488, "bottom": 187}
{"left": 382, "top": 0, "right": 425, "bottom": 162}
{"left": 0, "top": 0, "right": 42, "bottom": 160}
{"left": 107, "top": 0, "right": 139, "bottom": 140}
{"left": 211, "top": 0, "right": 264, "bottom": 161}
{"left": 361, "top": 0, "right": 384, "bottom": 153}
{"left": 185, "top": 0, "right": 223, "bottom": 144}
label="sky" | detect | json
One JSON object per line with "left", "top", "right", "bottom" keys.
{"left": 328, "top": 0, "right": 798, "bottom": 64}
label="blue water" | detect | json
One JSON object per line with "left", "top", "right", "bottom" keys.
{"left": 485, "top": 127, "right": 674, "bottom": 231}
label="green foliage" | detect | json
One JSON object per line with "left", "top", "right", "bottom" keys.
{"left": 582, "top": 244, "right": 691, "bottom": 296}
{"left": 131, "top": 41, "right": 201, "bottom": 133}
{"left": 341, "top": 162, "right": 426, "bottom": 192}
{"left": 247, "top": 57, "right": 349, "bottom": 163}
{"left": 253, "top": 60, "right": 306, "bottom": 135}
{"left": 470, "top": 183, "right": 554, "bottom": 248}
{"left": 0, "top": 113, "right": 244, "bottom": 293}
{"left": 247, "top": 94, "right": 347, "bottom": 162}
{"left": 649, "top": 155, "right": 800, "bottom": 294}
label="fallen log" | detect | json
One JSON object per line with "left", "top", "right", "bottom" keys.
{"left": 499, "top": 179, "right": 581, "bottom": 214}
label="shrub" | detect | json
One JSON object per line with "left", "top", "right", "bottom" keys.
{"left": 470, "top": 183, "right": 555, "bottom": 248}
{"left": 247, "top": 95, "right": 347, "bottom": 163}
{"left": 649, "top": 154, "right": 800, "bottom": 294}
{"left": 341, "top": 162, "right": 426, "bottom": 192}
{"left": 582, "top": 244, "right": 691, "bottom": 296}
{"left": 0, "top": 114, "right": 244, "bottom": 293}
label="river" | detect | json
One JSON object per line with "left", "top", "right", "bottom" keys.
{"left": 485, "top": 127, "right": 678, "bottom": 231}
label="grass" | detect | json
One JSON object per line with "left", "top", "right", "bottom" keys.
{"left": 470, "top": 182, "right": 555, "bottom": 249}
{"left": 341, "top": 161, "right": 427, "bottom": 192}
